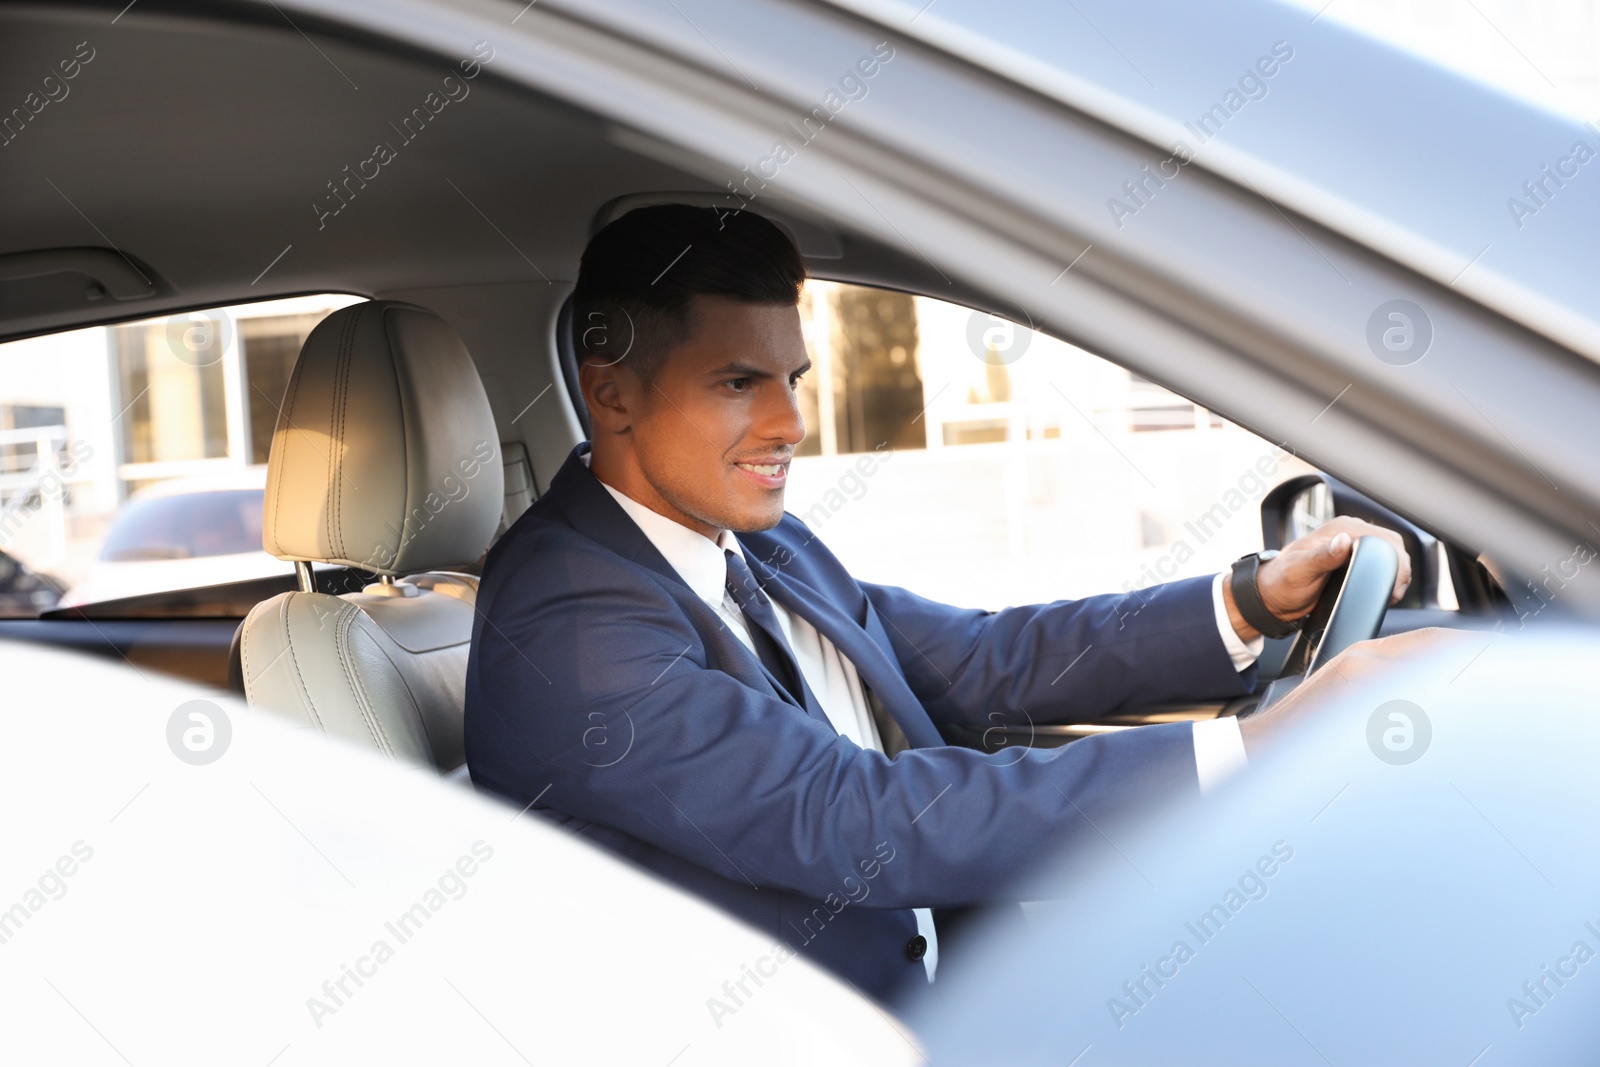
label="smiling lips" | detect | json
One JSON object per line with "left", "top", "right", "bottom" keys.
{"left": 734, "top": 459, "right": 789, "bottom": 487}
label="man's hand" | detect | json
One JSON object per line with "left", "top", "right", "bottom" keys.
{"left": 1223, "top": 516, "right": 1413, "bottom": 643}
{"left": 1237, "top": 627, "right": 1478, "bottom": 756}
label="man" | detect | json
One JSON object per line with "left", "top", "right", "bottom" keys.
{"left": 464, "top": 205, "right": 1410, "bottom": 1005}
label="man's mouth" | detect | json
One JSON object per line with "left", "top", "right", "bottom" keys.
{"left": 733, "top": 459, "right": 789, "bottom": 487}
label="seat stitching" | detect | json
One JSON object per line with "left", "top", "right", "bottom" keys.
{"left": 362, "top": 607, "right": 453, "bottom": 770}
{"left": 331, "top": 308, "right": 350, "bottom": 559}
{"left": 331, "top": 307, "right": 359, "bottom": 560}
{"left": 335, "top": 609, "right": 387, "bottom": 753}
{"left": 382, "top": 306, "right": 408, "bottom": 572}
{"left": 373, "top": 639, "right": 441, "bottom": 768}
{"left": 271, "top": 323, "right": 311, "bottom": 555}
{"left": 281, "top": 594, "right": 325, "bottom": 733}
{"left": 335, "top": 610, "right": 392, "bottom": 756}
{"left": 324, "top": 313, "right": 344, "bottom": 559}
{"left": 240, "top": 601, "right": 256, "bottom": 692}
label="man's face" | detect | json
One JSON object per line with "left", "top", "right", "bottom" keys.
{"left": 583, "top": 294, "right": 809, "bottom": 537}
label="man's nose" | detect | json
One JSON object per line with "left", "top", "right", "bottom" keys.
{"left": 758, "top": 381, "right": 806, "bottom": 446}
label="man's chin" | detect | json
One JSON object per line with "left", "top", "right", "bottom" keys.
{"left": 726, "top": 499, "right": 787, "bottom": 535}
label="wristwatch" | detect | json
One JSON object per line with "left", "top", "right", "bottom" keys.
{"left": 1229, "top": 550, "right": 1300, "bottom": 639}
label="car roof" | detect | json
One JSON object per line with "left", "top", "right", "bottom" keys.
{"left": 0, "top": 7, "right": 933, "bottom": 343}
{"left": 828, "top": 0, "right": 1600, "bottom": 363}
{"left": 5, "top": 0, "right": 1593, "bottom": 356}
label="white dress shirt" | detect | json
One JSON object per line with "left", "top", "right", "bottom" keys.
{"left": 593, "top": 466, "right": 1256, "bottom": 983}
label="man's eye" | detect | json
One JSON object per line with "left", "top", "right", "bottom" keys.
{"left": 790, "top": 372, "right": 807, "bottom": 387}
{"left": 725, "top": 378, "right": 751, "bottom": 392}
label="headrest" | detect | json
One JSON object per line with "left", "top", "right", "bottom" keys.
{"left": 263, "top": 301, "right": 504, "bottom": 575}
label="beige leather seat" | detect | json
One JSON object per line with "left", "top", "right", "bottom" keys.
{"left": 239, "top": 300, "right": 503, "bottom": 773}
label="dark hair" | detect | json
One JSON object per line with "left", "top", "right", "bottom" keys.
{"left": 572, "top": 204, "right": 806, "bottom": 381}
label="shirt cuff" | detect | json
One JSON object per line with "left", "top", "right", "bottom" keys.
{"left": 1212, "top": 571, "right": 1264, "bottom": 671}
{"left": 1192, "top": 716, "right": 1249, "bottom": 795}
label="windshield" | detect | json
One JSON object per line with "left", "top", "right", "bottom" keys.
{"left": 100, "top": 490, "right": 265, "bottom": 561}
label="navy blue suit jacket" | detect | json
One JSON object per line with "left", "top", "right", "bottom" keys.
{"left": 465, "top": 444, "right": 1255, "bottom": 1003}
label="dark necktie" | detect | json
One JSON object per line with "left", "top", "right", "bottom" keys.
{"left": 723, "top": 548, "right": 806, "bottom": 707}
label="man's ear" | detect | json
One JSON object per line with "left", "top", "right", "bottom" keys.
{"left": 578, "top": 357, "right": 635, "bottom": 435}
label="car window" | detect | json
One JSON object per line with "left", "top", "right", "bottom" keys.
{"left": 99, "top": 489, "right": 265, "bottom": 561}
{"left": 788, "top": 280, "right": 1321, "bottom": 610}
{"left": 0, "top": 294, "right": 361, "bottom": 614}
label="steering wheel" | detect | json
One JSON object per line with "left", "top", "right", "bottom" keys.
{"left": 1251, "top": 535, "right": 1400, "bottom": 712}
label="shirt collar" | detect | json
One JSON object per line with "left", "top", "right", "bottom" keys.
{"left": 583, "top": 453, "right": 739, "bottom": 607}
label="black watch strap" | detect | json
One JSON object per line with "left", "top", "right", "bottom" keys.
{"left": 1229, "top": 551, "right": 1299, "bottom": 639}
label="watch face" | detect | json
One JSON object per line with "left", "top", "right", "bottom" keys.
{"left": 1259, "top": 550, "right": 1280, "bottom": 561}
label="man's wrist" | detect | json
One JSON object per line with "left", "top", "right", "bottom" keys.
{"left": 1220, "top": 577, "right": 1261, "bottom": 644}
{"left": 1211, "top": 573, "right": 1263, "bottom": 671}
{"left": 1228, "top": 551, "right": 1301, "bottom": 640}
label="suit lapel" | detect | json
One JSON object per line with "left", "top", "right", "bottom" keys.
{"left": 543, "top": 446, "right": 940, "bottom": 747}
{"left": 543, "top": 445, "right": 686, "bottom": 592}
{"left": 543, "top": 446, "right": 829, "bottom": 726}
{"left": 752, "top": 562, "right": 945, "bottom": 750}
{"left": 688, "top": 590, "right": 832, "bottom": 727}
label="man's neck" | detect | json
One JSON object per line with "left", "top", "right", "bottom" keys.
{"left": 588, "top": 447, "right": 724, "bottom": 542}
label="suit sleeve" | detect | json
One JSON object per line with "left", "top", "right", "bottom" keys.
{"left": 467, "top": 536, "right": 1202, "bottom": 910}
{"left": 860, "top": 575, "right": 1257, "bottom": 731}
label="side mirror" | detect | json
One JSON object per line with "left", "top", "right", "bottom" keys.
{"left": 1259, "top": 475, "right": 1334, "bottom": 550}
{"left": 1260, "top": 474, "right": 1430, "bottom": 610}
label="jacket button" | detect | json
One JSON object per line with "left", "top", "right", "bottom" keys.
{"left": 905, "top": 935, "right": 927, "bottom": 962}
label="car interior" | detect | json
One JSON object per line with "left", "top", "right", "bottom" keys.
{"left": 0, "top": 3, "right": 1524, "bottom": 778}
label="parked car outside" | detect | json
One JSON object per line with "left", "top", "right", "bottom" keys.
{"left": 58, "top": 467, "right": 288, "bottom": 609}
